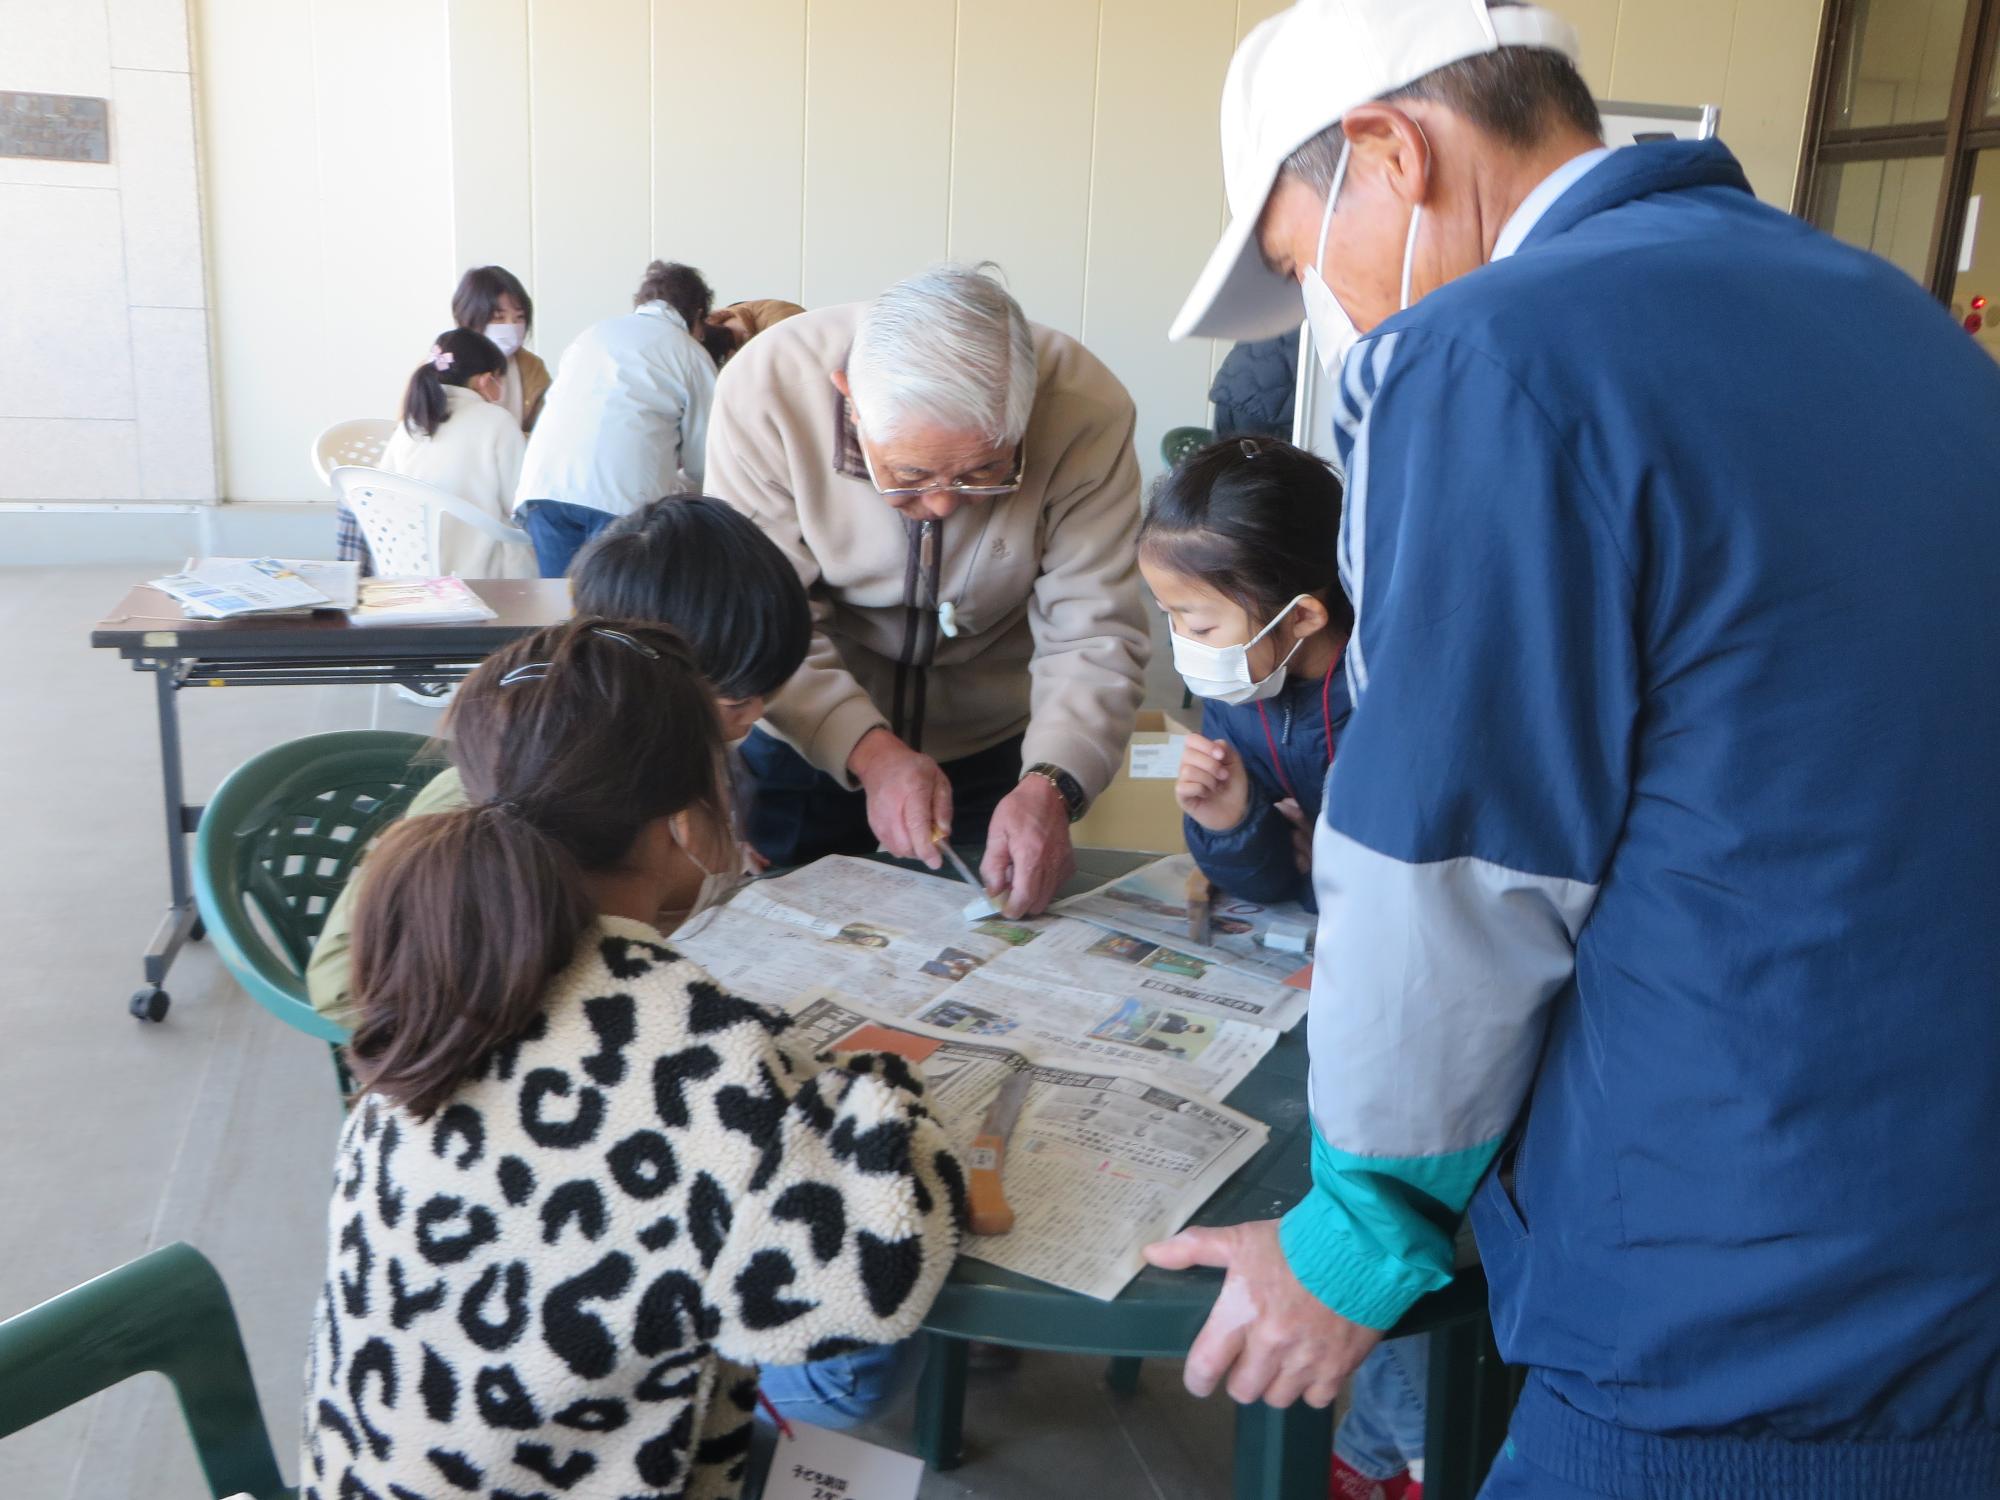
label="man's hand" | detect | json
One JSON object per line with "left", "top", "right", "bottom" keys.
{"left": 848, "top": 728, "right": 951, "bottom": 866}
{"left": 1176, "top": 735, "right": 1251, "bottom": 833}
{"left": 1143, "top": 1219, "right": 1383, "bottom": 1407}
{"left": 981, "top": 775, "right": 1077, "bottom": 918}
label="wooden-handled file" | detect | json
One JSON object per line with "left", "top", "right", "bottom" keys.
{"left": 967, "top": 1072, "right": 1030, "bottom": 1236}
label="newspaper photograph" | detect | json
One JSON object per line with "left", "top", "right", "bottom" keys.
{"left": 1055, "top": 853, "right": 1318, "bottom": 987}
{"left": 786, "top": 992, "right": 1268, "bottom": 1300}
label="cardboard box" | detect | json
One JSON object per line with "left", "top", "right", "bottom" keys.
{"left": 1073, "top": 709, "right": 1197, "bottom": 854}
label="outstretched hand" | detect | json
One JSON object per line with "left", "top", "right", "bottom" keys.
{"left": 1143, "top": 1218, "right": 1383, "bottom": 1407}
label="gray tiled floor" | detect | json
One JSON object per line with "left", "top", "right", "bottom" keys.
{"left": 0, "top": 565, "right": 1237, "bottom": 1500}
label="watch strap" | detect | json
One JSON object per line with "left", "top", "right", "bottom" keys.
{"left": 1022, "top": 762, "right": 1086, "bottom": 823}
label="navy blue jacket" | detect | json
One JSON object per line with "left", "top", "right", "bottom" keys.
{"left": 1285, "top": 138, "right": 2000, "bottom": 1497}
{"left": 1183, "top": 669, "right": 1350, "bottom": 911}
{"left": 1208, "top": 329, "right": 1300, "bottom": 441}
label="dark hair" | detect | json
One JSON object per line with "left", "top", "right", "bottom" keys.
{"left": 699, "top": 318, "right": 736, "bottom": 369}
{"left": 400, "top": 328, "right": 507, "bottom": 438}
{"left": 635, "top": 260, "right": 715, "bottom": 332}
{"left": 452, "top": 265, "right": 534, "bottom": 337}
{"left": 346, "top": 618, "right": 727, "bottom": 1118}
{"left": 1284, "top": 6, "right": 1600, "bottom": 189}
{"left": 571, "top": 497, "right": 811, "bottom": 701}
{"left": 1138, "top": 436, "right": 1353, "bottom": 632}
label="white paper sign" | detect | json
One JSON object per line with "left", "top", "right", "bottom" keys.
{"left": 1128, "top": 735, "right": 1187, "bottom": 779}
{"left": 764, "top": 1423, "right": 924, "bottom": 1500}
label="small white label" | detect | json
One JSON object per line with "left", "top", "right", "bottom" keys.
{"left": 141, "top": 631, "right": 179, "bottom": 648}
{"left": 765, "top": 1423, "right": 924, "bottom": 1500}
{"left": 967, "top": 1145, "right": 999, "bottom": 1172}
{"left": 1128, "top": 736, "right": 1187, "bottom": 780}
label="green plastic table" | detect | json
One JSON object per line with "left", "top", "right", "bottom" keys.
{"left": 909, "top": 849, "right": 1515, "bottom": 1500}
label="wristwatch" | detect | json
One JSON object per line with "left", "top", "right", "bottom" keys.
{"left": 1022, "top": 762, "right": 1086, "bottom": 823}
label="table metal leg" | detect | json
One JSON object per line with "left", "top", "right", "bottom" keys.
{"left": 1105, "top": 1356, "right": 1142, "bottom": 1396}
{"left": 130, "top": 664, "right": 201, "bottom": 1021}
{"left": 913, "top": 1331, "right": 969, "bottom": 1471}
{"left": 1232, "top": 1397, "right": 1332, "bottom": 1500}
{"left": 1422, "top": 1314, "right": 1515, "bottom": 1500}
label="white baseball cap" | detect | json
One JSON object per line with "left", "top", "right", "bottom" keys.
{"left": 1169, "top": 0, "right": 1580, "bottom": 342}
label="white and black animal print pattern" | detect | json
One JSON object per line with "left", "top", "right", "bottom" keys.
{"left": 301, "top": 915, "right": 966, "bottom": 1500}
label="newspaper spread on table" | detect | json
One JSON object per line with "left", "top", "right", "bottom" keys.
{"left": 783, "top": 989, "right": 1267, "bottom": 1300}
{"left": 672, "top": 854, "right": 1301, "bottom": 1299}
{"left": 1054, "top": 851, "right": 1318, "bottom": 988}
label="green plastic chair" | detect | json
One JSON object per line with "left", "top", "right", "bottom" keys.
{"left": 0, "top": 1242, "right": 293, "bottom": 1499}
{"left": 1160, "top": 424, "right": 1215, "bottom": 469}
{"left": 193, "top": 729, "right": 439, "bottom": 1064}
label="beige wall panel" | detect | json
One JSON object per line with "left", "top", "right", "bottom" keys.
{"left": 1564, "top": 0, "right": 1624, "bottom": 95}
{"left": 449, "top": 0, "right": 536, "bottom": 288}
{"left": 1609, "top": 0, "right": 1736, "bottom": 107}
{"left": 1085, "top": 0, "right": 1237, "bottom": 476}
{"left": 948, "top": 0, "right": 1097, "bottom": 336}
{"left": 197, "top": 0, "right": 320, "bottom": 499}
{"left": 650, "top": 0, "right": 806, "bottom": 306}
{"left": 529, "top": 0, "right": 652, "bottom": 357}
{"left": 311, "top": 0, "right": 456, "bottom": 427}
{"left": 800, "top": 0, "right": 954, "bottom": 309}
{"left": 1720, "top": 0, "right": 1825, "bottom": 206}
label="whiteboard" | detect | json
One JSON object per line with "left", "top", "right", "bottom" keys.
{"left": 1292, "top": 101, "right": 1721, "bottom": 464}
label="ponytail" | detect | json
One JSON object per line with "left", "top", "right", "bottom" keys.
{"left": 347, "top": 806, "right": 592, "bottom": 1117}
{"left": 343, "top": 616, "right": 727, "bottom": 1119}
{"left": 399, "top": 327, "right": 509, "bottom": 438}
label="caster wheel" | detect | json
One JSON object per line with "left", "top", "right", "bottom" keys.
{"left": 189, "top": 918, "right": 206, "bottom": 942}
{"left": 129, "top": 987, "right": 170, "bottom": 1023}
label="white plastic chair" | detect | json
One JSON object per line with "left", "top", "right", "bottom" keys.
{"left": 327, "top": 465, "right": 535, "bottom": 577}
{"left": 311, "top": 419, "right": 395, "bottom": 484}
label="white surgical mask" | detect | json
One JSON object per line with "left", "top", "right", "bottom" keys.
{"left": 673, "top": 825, "right": 751, "bottom": 936}
{"left": 484, "top": 322, "right": 525, "bottom": 358}
{"left": 1299, "top": 137, "right": 1427, "bottom": 380}
{"left": 1171, "top": 596, "right": 1308, "bottom": 706}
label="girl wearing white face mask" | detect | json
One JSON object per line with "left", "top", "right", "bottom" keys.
{"left": 1136, "top": 436, "right": 1352, "bottom": 911}
{"left": 309, "top": 616, "right": 962, "bottom": 1500}
{"left": 377, "top": 327, "right": 536, "bottom": 580}
{"left": 452, "top": 263, "right": 551, "bottom": 431}
{"left": 1140, "top": 438, "right": 1432, "bottom": 1498}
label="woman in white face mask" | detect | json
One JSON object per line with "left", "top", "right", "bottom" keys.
{"left": 1136, "top": 436, "right": 1352, "bottom": 911}
{"left": 452, "top": 263, "right": 551, "bottom": 431}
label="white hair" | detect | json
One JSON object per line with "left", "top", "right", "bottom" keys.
{"left": 846, "top": 262, "right": 1037, "bottom": 447}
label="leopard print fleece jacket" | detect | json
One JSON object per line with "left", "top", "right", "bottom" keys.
{"left": 300, "top": 916, "right": 966, "bottom": 1500}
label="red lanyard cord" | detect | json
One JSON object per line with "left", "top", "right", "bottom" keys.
{"left": 1253, "top": 662, "right": 1339, "bottom": 807}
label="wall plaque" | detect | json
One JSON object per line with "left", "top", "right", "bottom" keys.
{"left": 0, "top": 92, "right": 110, "bottom": 164}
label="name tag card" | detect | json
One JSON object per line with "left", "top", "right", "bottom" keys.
{"left": 765, "top": 1424, "right": 923, "bottom": 1500}
{"left": 1128, "top": 735, "right": 1187, "bottom": 780}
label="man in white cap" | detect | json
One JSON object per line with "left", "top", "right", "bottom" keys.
{"left": 1144, "top": 2, "right": 2000, "bottom": 1496}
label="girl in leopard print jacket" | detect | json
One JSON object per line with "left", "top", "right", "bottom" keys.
{"left": 302, "top": 618, "right": 965, "bottom": 1500}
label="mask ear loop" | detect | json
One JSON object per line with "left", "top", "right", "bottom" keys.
{"left": 1313, "top": 141, "right": 1349, "bottom": 279}
{"left": 1399, "top": 119, "right": 1433, "bottom": 311}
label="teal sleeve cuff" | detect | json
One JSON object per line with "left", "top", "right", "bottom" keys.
{"left": 1279, "top": 1124, "right": 1503, "bottom": 1331}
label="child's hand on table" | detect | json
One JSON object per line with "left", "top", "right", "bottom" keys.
{"left": 1176, "top": 734, "right": 1250, "bottom": 832}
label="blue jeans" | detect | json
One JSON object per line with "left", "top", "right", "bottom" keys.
{"left": 1335, "top": 1335, "right": 1430, "bottom": 1480}
{"left": 742, "top": 1338, "right": 926, "bottom": 1499}
{"left": 516, "top": 498, "right": 619, "bottom": 578}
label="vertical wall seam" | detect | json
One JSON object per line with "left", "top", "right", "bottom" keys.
{"left": 945, "top": 0, "right": 962, "bottom": 256}
{"left": 1078, "top": 0, "right": 1107, "bottom": 340}
{"left": 798, "top": 0, "right": 811, "bottom": 303}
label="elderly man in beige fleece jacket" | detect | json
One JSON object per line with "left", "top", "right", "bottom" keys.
{"left": 706, "top": 263, "right": 1151, "bottom": 916}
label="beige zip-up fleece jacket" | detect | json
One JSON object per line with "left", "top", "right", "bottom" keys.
{"left": 703, "top": 302, "right": 1151, "bottom": 802}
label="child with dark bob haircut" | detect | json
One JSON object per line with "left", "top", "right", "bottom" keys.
{"left": 301, "top": 616, "right": 962, "bottom": 1500}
